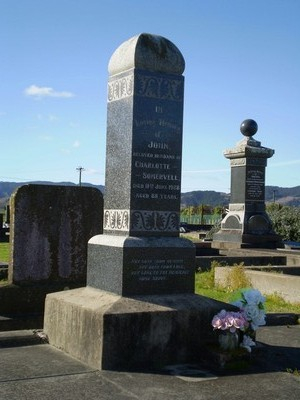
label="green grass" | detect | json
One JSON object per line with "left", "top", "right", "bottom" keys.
{"left": 0, "top": 242, "right": 9, "bottom": 263}
{"left": 195, "top": 270, "right": 300, "bottom": 314}
{"left": 286, "top": 368, "right": 300, "bottom": 376}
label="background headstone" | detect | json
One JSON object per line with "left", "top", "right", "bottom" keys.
{"left": 212, "top": 119, "right": 283, "bottom": 249}
{"left": 9, "top": 184, "right": 103, "bottom": 284}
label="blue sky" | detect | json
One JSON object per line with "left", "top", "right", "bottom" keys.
{"left": 1, "top": 0, "right": 299, "bottom": 193}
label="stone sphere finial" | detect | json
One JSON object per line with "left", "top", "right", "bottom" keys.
{"left": 240, "top": 119, "right": 258, "bottom": 137}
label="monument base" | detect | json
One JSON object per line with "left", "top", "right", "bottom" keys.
{"left": 43, "top": 287, "right": 232, "bottom": 371}
{"left": 87, "top": 235, "right": 196, "bottom": 296}
{"left": 212, "top": 230, "right": 283, "bottom": 250}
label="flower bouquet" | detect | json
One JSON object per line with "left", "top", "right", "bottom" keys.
{"left": 211, "top": 289, "right": 266, "bottom": 353}
{"left": 211, "top": 309, "right": 249, "bottom": 351}
{"left": 231, "top": 289, "right": 266, "bottom": 352}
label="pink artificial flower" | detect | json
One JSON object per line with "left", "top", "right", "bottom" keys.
{"left": 212, "top": 310, "right": 249, "bottom": 333}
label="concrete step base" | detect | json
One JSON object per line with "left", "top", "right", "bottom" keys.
{"left": 44, "top": 287, "right": 236, "bottom": 371}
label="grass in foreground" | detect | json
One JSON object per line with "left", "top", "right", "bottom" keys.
{"left": 0, "top": 242, "right": 9, "bottom": 263}
{"left": 195, "top": 268, "right": 300, "bottom": 314}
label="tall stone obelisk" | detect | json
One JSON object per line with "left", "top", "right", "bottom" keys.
{"left": 87, "top": 33, "right": 195, "bottom": 295}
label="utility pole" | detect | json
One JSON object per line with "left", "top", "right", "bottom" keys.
{"left": 76, "top": 166, "right": 85, "bottom": 186}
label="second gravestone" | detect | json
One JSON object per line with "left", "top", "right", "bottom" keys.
{"left": 212, "top": 120, "right": 283, "bottom": 249}
{"left": 44, "top": 34, "right": 231, "bottom": 371}
{"left": 87, "top": 33, "right": 195, "bottom": 295}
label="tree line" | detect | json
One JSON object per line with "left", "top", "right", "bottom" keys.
{"left": 266, "top": 204, "right": 300, "bottom": 242}
{"left": 182, "top": 203, "right": 300, "bottom": 243}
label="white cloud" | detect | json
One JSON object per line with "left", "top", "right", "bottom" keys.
{"left": 73, "top": 140, "right": 80, "bottom": 148}
{"left": 24, "top": 85, "right": 75, "bottom": 99}
{"left": 39, "top": 135, "right": 53, "bottom": 141}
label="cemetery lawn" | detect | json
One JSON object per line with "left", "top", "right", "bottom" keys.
{"left": 195, "top": 271, "right": 300, "bottom": 314}
{"left": 0, "top": 243, "right": 9, "bottom": 262}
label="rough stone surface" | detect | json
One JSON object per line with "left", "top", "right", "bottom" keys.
{"left": 108, "top": 33, "right": 185, "bottom": 76}
{"left": 9, "top": 184, "right": 103, "bottom": 284}
{"left": 44, "top": 287, "right": 233, "bottom": 371}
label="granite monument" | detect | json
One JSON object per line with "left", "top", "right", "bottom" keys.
{"left": 87, "top": 33, "right": 195, "bottom": 295}
{"left": 212, "top": 119, "right": 283, "bottom": 249}
{"left": 44, "top": 33, "right": 232, "bottom": 371}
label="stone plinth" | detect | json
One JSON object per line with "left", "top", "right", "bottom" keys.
{"left": 87, "top": 235, "right": 195, "bottom": 295}
{"left": 44, "top": 287, "right": 230, "bottom": 371}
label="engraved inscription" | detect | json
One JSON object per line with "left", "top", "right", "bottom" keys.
{"left": 246, "top": 183, "right": 264, "bottom": 200}
{"left": 104, "top": 209, "right": 129, "bottom": 230}
{"left": 108, "top": 74, "right": 134, "bottom": 102}
{"left": 246, "top": 168, "right": 265, "bottom": 201}
{"left": 130, "top": 258, "right": 188, "bottom": 282}
{"left": 131, "top": 210, "right": 179, "bottom": 232}
{"left": 131, "top": 114, "right": 182, "bottom": 203}
{"left": 136, "top": 75, "right": 183, "bottom": 101}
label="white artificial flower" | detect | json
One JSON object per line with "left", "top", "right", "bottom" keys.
{"left": 231, "top": 289, "right": 266, "bottom": 331}
{"left": 231, "top": 300, "right": 243, "bottom": 309}
{"left": 240, "top": 335, "right": 256, "bottom": 353}
{"left": 243, "top": 289, "right": 265, "bottom": 306}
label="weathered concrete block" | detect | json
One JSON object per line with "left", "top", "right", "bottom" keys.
{"left": 44, "top": 287, "right": 231, "bottom": 370}
{"left": 215, "top": 266, "right": 300, "bottom": 303}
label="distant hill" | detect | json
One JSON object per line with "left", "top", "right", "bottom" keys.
{"left": 181, "top": 186, "right": 300, "bottom": 207}
{"left": 1, "top": 181, "right": 300, "bottom": 208}
{"left": 0, "top": 181, "right": 105, "bottom": 209}
{"left": 180, "top": 190, "right": 230, "bottom": 207}
{"left": 265, "top": 186, "right": 300, "bottom": 206}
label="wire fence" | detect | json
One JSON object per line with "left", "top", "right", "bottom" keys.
{"left": 180, "top": 214, "right": 221, "bottom": 225}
